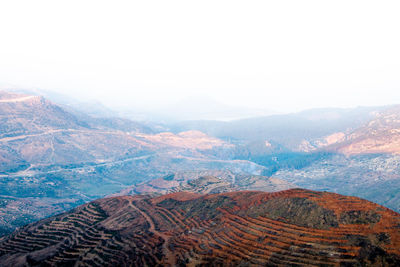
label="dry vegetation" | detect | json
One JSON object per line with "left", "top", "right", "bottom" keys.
{"left": 1, "top": 189, "right": 399, "bottom": 266}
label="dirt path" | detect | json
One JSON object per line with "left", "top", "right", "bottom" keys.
{"left": 128, "top": 201, "right": 174, "bottom": 266}
{"left": 0, "top": 129, "right": 68, "bottom": 142}
{"left": 0, "top": 96, "right": 35, "bottom": 103}
{"left": 0, "top": 128, "right": 150, "bottom": 143}
{"left": 0, "top": 128, "right": 132, "bottom": 142}
{"left": 0, "top": 153, "right": 154, "bottom": 179}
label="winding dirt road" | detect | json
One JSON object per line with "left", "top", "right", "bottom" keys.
{"left": 128, "top": 200, "right": 174, "bottom": 265}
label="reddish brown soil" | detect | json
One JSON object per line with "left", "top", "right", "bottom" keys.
{"left": 0, "top": 189, "right": 399, "bottom": 266}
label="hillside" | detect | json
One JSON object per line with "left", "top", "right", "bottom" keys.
{"left": 273, "top": 153, "right": 400, "bottom": 212}
{"left": 172, "top": 106, "right": 383, "bottom": 150}
{"left": 0, "top": 189, "right": 399, "bottom": 266}
{"left": 270, "top": 106, "right": 400, "bottom": 213}
{"left": 116, "top": 170, "right": 295, "bottom": 196}
{"left": 0, "top": 91, "right": 234, "bottom": 172}
{"left": 0, "top": 91, "right": 89, "bottom": 138}
{"left": 325, "top": 105, "right": 400, "bottom": 155}
{"left": 169, "top": 104, "right": 400, "bottom": 215}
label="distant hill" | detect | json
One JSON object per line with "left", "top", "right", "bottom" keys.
{"left": 171, "top": 105, "right": 400, "bottom": 214}
{"left": 0, "top": 91, "right": 89, "bottom": 137}
{"left": 0, "top": 90, "right": 153, "bottom": 172}
{"left": 1, "top": 189, "right": 399, "bottom": 266}
{"left": 2, "top": 88, "right": 118, "bottom": 118}
{"left": 270, "top": 105, "right": 400, "bottom": 213}
{"left": 172, "top": 106, "right": 384, "bottom": 150}
{"left": 114, "top": 170, "right": 295, "bottom": 196}
{"left": 325, "top": 105, "right": 400, "bottom": 155}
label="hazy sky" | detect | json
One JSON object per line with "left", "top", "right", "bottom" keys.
{"left": 1, "top": 0, "right": 399, "bottom": 112}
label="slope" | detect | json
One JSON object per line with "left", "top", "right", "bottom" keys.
{"left": 0, "top": 90, "right": 263, "bottom": 236}
{"left": 117, "top": 170, "right": 295, "bottom": 196}
{"left": 0, "top": 189, "right": 399, "bottom": 266}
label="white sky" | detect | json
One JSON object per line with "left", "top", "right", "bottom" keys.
{"left": 0, "top": 0, "right": 400, "bottom": 112}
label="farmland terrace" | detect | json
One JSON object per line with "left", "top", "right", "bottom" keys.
{"left": 0, "top": 188, "right": 399, "bottom": 266}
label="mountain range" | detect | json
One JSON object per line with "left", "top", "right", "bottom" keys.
{"left": 1, "top": 88, "right": 400, "bottom": 265}
{"left": 171, "top": 103, "right": 400, "bottom": 212}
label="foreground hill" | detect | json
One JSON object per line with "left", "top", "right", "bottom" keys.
{"left": 1, "top": 189, "right": 399, "bottom": 266}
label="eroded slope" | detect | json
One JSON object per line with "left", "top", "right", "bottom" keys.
{"left": 1, "top": 189, "right": 399, "bottom": 266}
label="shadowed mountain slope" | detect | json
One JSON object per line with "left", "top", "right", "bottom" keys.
{"left": 1, "top": 189, "right": 399, "bottom": 266}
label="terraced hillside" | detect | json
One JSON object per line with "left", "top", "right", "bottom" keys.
{"left": 117, "top": 170, "right": 295, "bottom": 196}
{"left": 1, "top": 189, "right": 399, "bottom": 266}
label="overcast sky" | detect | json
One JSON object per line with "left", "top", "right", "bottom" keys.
{"left": 0, "top": 0, "right": 399, "bottom": 112}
